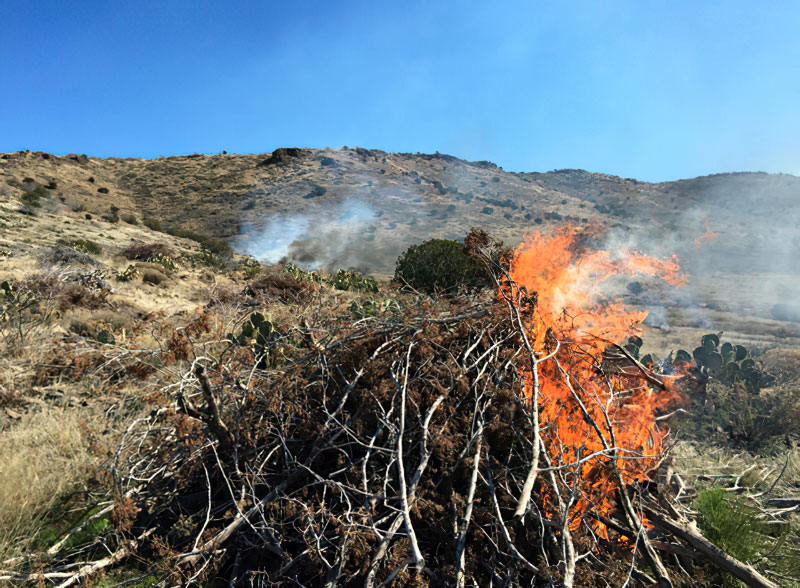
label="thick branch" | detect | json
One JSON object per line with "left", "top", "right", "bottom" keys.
{"left": 643, "top": 505, "right": 779, "bottom": 588}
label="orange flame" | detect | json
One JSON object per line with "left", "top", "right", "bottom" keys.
{"left": 694, "top": 217, "right": 720, "bottom": 249}
{"left": 508, "top": 226, "right": 685, "bottom": 536}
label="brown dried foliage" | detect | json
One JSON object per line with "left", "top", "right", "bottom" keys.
{"left": 243, "top": 272, "right": 316, "bottom": 303}
{"left": 122, "top": 242, "right": 175, "bottom": 262}
{"left": 97, "top": 298, "right": 688, "bottom": 587}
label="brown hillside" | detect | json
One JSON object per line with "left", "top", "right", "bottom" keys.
{"left": 2, "top": 147, "right": 799, "bottom": 328}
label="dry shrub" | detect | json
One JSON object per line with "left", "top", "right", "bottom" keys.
{"left": 19, "top": 272, "right": 110, "bottom": 311}
{"left": 205, "top": 284, "right": 248, "bottom": 308}
{"left": 0, "top": 376, "right": 15, "bottom": 407}
{"left": 0, "top": 408, "right": 99, "bottom": 562}
{"left": 141, "top": 268, "right": 166, "bottom": 285}
{"left": 59, "top": 238, "right": 102, "bottom": 256}
{"left": 706, "top": 381, "right": 800, "bottom": 449}
{"left": 58, "top": 283, "right": 109, "bottom": 309}
{"left": 36, "top": 244, "right": 97, "bottom": 267}
{"left": 18, "top": 272, "right": 63, "bottom": 300}
{"left": 96, "top": 302, "right": 665, "bottom": 586}
{"left": 111, "top": 495, "right": 140, "bottom": 534}
{"left": 690, "top": 348, "right": 800, "bottom": 449}
{"left": 68, "top": 308, "right": 133, "bottom": 332}
{"left": 123, "top": 243, "right": 177, "bottom": 271}
{"left": 243, "top": 272, "right": 315, "bottom": 303}
{"left": 763, "top": 348, "right": 800, "bottom": 383}
{"left": 122, "top": 242, "right": 174, "bottom": 261}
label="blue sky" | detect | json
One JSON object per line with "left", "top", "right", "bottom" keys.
{"left": 2, "top": 1, "right": 799, "bottom": 181}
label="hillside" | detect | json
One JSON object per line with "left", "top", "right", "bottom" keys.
{"left": 0, "top": 149, "right": 799, "bottom": 586}
{"left": 2, "top": 148, "right": 798, "bottom": 272}
{"left": 2, "top": 147, "right": 799, "bottom": 337}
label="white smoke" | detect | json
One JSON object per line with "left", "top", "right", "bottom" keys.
{"left": 239, "top": 200, "right": 379, "bottom": 271}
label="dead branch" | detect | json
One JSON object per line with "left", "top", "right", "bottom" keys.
{"left": 455, "top": 411, "right": 484, "bottom": 588}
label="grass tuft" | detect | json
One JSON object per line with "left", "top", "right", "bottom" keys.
{"left": 0, "top": 409, "right": 99, "bottom": 562}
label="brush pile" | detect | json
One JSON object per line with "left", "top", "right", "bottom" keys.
{"left": 3, "top": 232, "right": 795, "bottom": 588}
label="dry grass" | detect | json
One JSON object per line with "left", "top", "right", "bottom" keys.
{"left": 764, "top": 348, "right": 800, "bottom": 383}
{"left": 0, "top": 408, "right": 99, "bottom": 562}
{"left": 672, "top": 441, "right": 800, "bottom": 498}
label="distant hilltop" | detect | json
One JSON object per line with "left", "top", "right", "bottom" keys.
{"left": 2, "top": 147, "right": 799, "bottom": 276}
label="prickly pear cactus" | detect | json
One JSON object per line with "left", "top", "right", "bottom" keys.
{"left": 680, "top": 334, "right": 774, "bottom": 392}
{"left": 640, "top": 353, "right": 656, "bottom": 369}
{"left": 96, "top": 329, "right": 115, "bottom": 344}
{"left": 284, "top": 263, "right": 322, "bottom": 283}
{"left": 349, "top": 297, "right": 400, "bottom": 318}
{"left": 330, "top": 270, "right": 378, "bottom": 293}
{"left": 673, "top": 349, "right": 692, "bottom": 366}
{"left": 116, "top": 265, "right": 139, "bottom": 282}
{"left": 623, "top": 337, "right": 641, "bottom": 359}
{"left": 228, "top": 312, "right": 284, "bottom": 368}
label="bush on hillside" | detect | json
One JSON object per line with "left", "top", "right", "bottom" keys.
{"left": 115, "top": 265, "right": 139, "bottom": 282}
{"left": 394, "top": 237, "right": 492, "bottom": 294}
{"left": 165, "top": 227, "right": 233, "bottom": 259}
{"left": 102, "top": 205, "right": 120, "bottom": 223}
{"left": 141, "top": 269, "right": 166, "bottom": 286}
{"left": 37, "top": 245, "right": 97, "bottom": 267}
{"left": 17, "top": 272, "right": 110, "bottom": 311}
{"left": 20, "top": 185, "right": 49, "bottom": 208}
{"left": 62, "top": 239, "right": 102, "bottom": 256}
{"left": 142, "top": 217, "right": 162, "bottom": 231}
{"left": 708, "top": 381, "right": 800, "bottom": 449}
{"left": 122, "top": 243, "right": 177, "bottom": 270}
{"left": 242, "top": 273, "right": 314, "bottom": 303}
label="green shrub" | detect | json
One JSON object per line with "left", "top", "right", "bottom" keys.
{"left": 691, "top": 487, "right": 799, "bottom": 585}
{"left": 20, "top": 185, "right": 49, "bottom": 208}
{"left": 166, "top": 227, "right": 233, "bottom": 258}
{"left": 241, "top": 258, "right": 263, "bottom": 280}
{"left": 120, "top": 213, "right": 138, "bottom": 225}
{"left": 694, "top": 487, "right": 770, "bottom": 566}
{"left": 102, "top": 205, "right": 120, "bottom": 223}
{"left": 142, "top": 217, "right": 162, "bottom": 231}
{"left": 394, "top": 238, "right": 492, "bottom": 294}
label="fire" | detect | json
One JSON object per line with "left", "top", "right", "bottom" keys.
{"left": 694, "top": 217, "right": 720, "bottom": 249}
{"left": 508, "top": 227, "right": 685, "bottom": 535}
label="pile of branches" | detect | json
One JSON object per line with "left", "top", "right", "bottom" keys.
{"left": 5, "top": 289, "right": 786, "bottom": 587}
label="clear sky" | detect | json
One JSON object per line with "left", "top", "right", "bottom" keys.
{"left": 2, "top": 1, "right": 799, "bottom": 181}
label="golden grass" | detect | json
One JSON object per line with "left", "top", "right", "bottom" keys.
{"left": 0, "top": 408, "right": 99, "bottom": 562}
{"left": 672, "top": 441, "right": 800, "bottom": 496}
